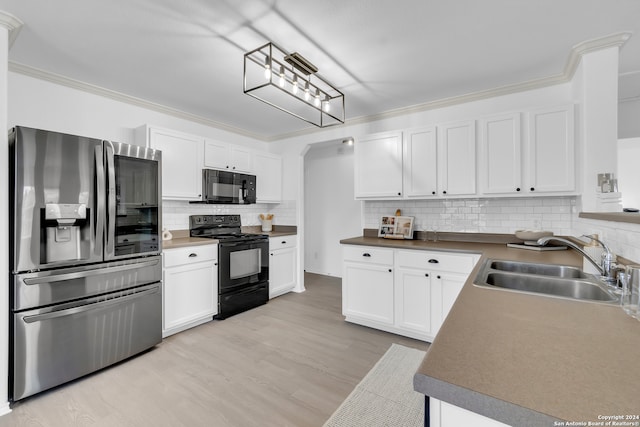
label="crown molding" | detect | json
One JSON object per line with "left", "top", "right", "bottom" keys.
{"left": 563, "top": 31, "right": 632, "bottom": 77}
{"left": 0, "top": 11, "right": 24, "bottom": 48}
{"left": 268, "top": 32, "right": 634, "bottom": 142}
{"left": 8, "top": 61, "right": 266, "bottom": 141}
{"left": 7, "top": 32, "right": 633, "bottom": 143}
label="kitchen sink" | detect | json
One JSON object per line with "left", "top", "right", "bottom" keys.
{"left": 489, "top": 260, "right": 590, "bottom": 279}
{"left": 474, "top": 259, "right": 619, "bottom": 304}
{"left": 484, "top": 273, "right": 616, "bottom": 301}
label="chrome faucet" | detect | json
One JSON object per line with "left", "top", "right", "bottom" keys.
{"left": 536, "top": 235, "right": 617, "bottom": 285}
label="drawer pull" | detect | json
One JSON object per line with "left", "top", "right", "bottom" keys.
{"left": 425, "top": 273, "right": 429, "bottom": 277}
{"left": 188, "top": 253, "right": 198, "bottom": 258}
{"left": 428, "top": 259, "right": 439, "bottom": 264}
{"left": 437, "top": 275, "right": 441, "bottom": 279}
{"left": 362, "top": 253, "right": 371, "bottom": 257}
{"left": 281, "top": 241, "right": 287, "bottom": 244}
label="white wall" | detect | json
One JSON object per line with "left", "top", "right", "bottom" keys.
{"left": 0, "top": 21, "right": 12, "bottom": 417}
{"left": 619, "top": 98, "right": 640, "bottom": 138}
{"left": 8, "top": 72, "right": 268, "bottom": 150}
{"left": 304, "top": 142, "right": 362, "bottom": 276}
{"left": 617, "top": 138, "right": 640, "bottom": 209}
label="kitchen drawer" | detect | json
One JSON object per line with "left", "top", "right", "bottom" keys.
{"left": 343, "top": 245, "right": 394, "bottom": 266}
{"left": 164, "top": 244, "right": 218, "bottom": 268}
{"left": 396, "top": 250, "right": 477, "bottom": 273}
{"left": 269, "top": 235, "right": 297, "bottom": 250}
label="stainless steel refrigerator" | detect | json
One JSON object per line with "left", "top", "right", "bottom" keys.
{"left": 9, "top": 126, "right": 163, "bottom": 401}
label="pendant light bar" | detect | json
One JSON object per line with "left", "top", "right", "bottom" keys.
{"left": 243, "top": 42, "right": 345, "bottom": 128}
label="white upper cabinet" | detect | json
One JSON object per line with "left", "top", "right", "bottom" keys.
{"left": 527, "top": 105, "right": 575, "bottom": 193}
{"left": 137, "top": 125, "right": 203, "bottom": 200}
{"left": 480, "top": 113, "right": 523, "bottom": 195}
{"left": 354, "top": 131, "right": 404, "bottom": 199}
{"left": 438, "top": 120, "right": 477, "bottom": 196}
{"left": 404, "top": 127, "right": 438, "bottom": 198}
{"left": 204, "top": 139, "right": 251, "bottom": 173}
{"left": 252, "top": 152, "right": 282, "bottom": 203}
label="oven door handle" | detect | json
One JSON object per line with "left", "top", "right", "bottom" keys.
{"left": 219, "top": 241, "right": 264, "bottom": 248}
{"left": 22, "top": 286, "right": 159, "bottom": 324}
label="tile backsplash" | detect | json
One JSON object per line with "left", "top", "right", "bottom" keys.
{"left": 364, "top": 196, "right": 577, "bottom": 235}
{"left": 162, "top": 199, "right": 297, "bottom": 230}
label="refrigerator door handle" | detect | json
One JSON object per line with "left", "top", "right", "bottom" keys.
{"left": 22, "top": 258, "right": 161, "bottom": 285}
{"left": 22, "top": 285, "right": 160, "bottom": 324}
{"left": 104, "top": 142, "right": 116, "bottom": 259}
{"left": 94, "top": 145, "right": 105, "bottom": 256}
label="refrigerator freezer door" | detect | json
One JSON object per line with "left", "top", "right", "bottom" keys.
{"left": 12, "top": 282, "right": 162, "bottom": 401}
{"left": 12, "top": 255, "right": 162, "bottom": 311}
{"left": 10, "top": 127, "right": 104, "bottom": 272}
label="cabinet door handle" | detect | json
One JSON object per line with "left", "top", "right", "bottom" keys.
{"left": 437, "top": 275, "right": 441, "bottom": 279}
{"left": 362, "top": 253, "right": 371, "bottom": 257}
{"left": 516, "top": 188, "right": 521, "bottom": 192}
{"left": 530, "top": 187, "right": 535, "bottom": 191}
{"left": 281, "top": 241, "right": 287, "bottom": 244}
{"left": 188, "top": 253, "right": 198, "bottom": 258}
{"left": 388, "top": 269, "right": 392, "bottom": 272}
{"left": 431, "top": 191, "right": 436, "bottom": 195}
{"left": 442, "top": 190, "right": 447, "bottom": 195}
{"left": 397, "top": 192, "right": 401, "bottom": 196}
{"left": 428, "top": 259, "right": 439, "bottom": 264}
{"left": 425, "top": 273, "right": 429, "bottom": 277}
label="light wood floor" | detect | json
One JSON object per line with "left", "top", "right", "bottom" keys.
{"left": 1, "top": 273, "right": 428, "bottom": 427}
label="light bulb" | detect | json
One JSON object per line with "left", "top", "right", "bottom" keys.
{"left": 278, "top": 66, "right": 285, "bottom": 88}
{"left": 314, "top": 89, "right": 321, "bottom": 107}
{"left": 263, "top": 56, "right": 271, "bottom": 80}
{"left": 323, "top": 95, "right": 330, "bottom": 112}
{"left": 292, "top": 75, "right": 298, "bottom": 95}
{"left": 304, "top": 82, "right": 310, "bottom": 101}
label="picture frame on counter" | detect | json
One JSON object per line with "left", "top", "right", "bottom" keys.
{"left": 378, "top": 216, "right": 414, "bottom": 239}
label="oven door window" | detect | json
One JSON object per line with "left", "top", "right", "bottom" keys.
{"left": 230, "top": 248, "right": 261, "bottom": 279}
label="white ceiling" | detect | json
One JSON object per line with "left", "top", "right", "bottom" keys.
{"left": 3, "top": 0, "right": 640, "bottom": 140}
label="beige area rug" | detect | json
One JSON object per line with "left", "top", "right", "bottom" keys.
{"left": 323, "top": 344, "right": 426, "bottom": 427}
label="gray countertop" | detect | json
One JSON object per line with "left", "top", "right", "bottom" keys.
{"left": 341, "top": 236, "right": 640, "bottom": 426}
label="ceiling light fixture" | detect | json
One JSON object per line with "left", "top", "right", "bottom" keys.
{"left": 244, "top": 42, "right": 345, "bottom": 128}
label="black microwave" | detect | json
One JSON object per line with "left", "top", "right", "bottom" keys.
{"left": 200, "top": 169, "right": 256, "bottom": 204}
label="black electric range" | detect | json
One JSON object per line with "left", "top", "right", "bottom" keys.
{"left": 189, "top": 215, "right": 269, "bottom": 319}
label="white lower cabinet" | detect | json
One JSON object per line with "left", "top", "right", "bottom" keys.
{"left": 269, "top": 236, "right": 297, "bottom": 298}
{"left": 342, "top": 245, "right": 479, "bottom": 341}
{"left": 430, "top": 399, "right": 511, "bottom": 427}
{"left": 163, "top": 244, "right": 218, "bottom": 338}
{"left": 343, "top": 246, "right": 395, "bottom": 325}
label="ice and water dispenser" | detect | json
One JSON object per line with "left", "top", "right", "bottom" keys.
{"left": 43, "top": 203, "right": 88, "bottom": 263}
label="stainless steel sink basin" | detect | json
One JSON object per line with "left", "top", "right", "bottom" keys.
{"left": 490, "top": 260, "right": 591, "bottom": 279}
{"left": 484, "top": 272, "right": 617, "bottom": 302}
{"left": 474, "top": 259, "right": 619, "bottom": 304}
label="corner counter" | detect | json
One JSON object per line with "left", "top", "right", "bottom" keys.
{"left": 342, "top": 233, "right": 640, "bottom": 426}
